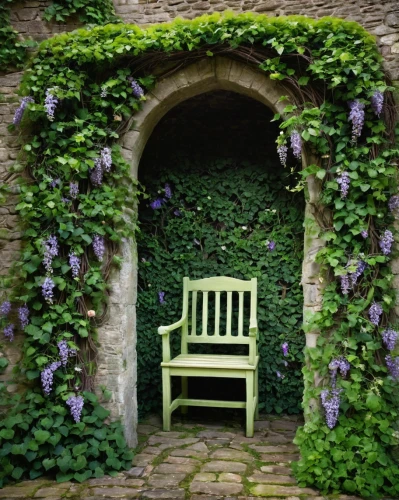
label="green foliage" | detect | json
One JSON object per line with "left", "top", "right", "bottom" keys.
{"left": 137, "top": 158, "right": 305, "bottom": 416}
{"left": 0, "top": 390, "right": 133, "bottom": 487}
{"left": 0, "top": 0, "right": 32, "bottom": 71}
{"left": 0, "top": 11, "right": 397, "bottom": 496}
{"left": 43, "top": 0, "right": 119, "bottom": 24}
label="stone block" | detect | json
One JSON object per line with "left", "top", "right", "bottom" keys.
{"left": 142, "top": 490, "right": 185, "bottom": 499}
{"left": 147, "top": 473, "right": 187, "bottom": 487}
{"left": 190, "top": 481, "right": 243, "bottom": 495}
{"left": 250, "top": 484, "right": 318, "bottom": 496}
{"left": 248, "top": 471, "right": 296, "bottom": 484}
{"left": 210, "top": 448, "right": 254, "bottom": 461}
{"left": 89, "top": 487, "right": 142, "bottom": 497}
{"left": 201, "top": 460, "right": 247, "bottom": 473}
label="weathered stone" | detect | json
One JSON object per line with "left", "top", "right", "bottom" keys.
{"left": 132, "top": 453, "right": 155, "bottom": 466}
{"left": 186, "top": 442, "right": 209, "bottom": 452}
{"left": 154, "top": 463, "right": 196, "bottom": 474}
{"left": 210, "top": 448, "right": 254, "bottom": 461}
{"left": 260, "top": 453, "right": 300, "bottom": 462}
{"left": 193, "top": 472, "right": 217, "bottom": 482}
{"left": 250, "top": 444, "right": 298, "bottom": 454}
{"left": 260, "top": 465, "right": 293, "bottom": 475}
{"left": 218, "top": 472, "right": 242, "bottom": 483}
{"left": 250, "top": 484, "right": 319, "bottom": 496}
{"left": 147, "top": 473, "right": 187, "bottom": 487}
{"left": 89, "top": 487, "right": 142, "bottom": 497}
{"left": 124, "top": 466, "right": 146, "bottom": 478}
{"left": 141, "top": 446, "right": 163, "bottom": 456}
{"left": 190, "top": 481, "right": 243, "bottom": 495}
{"left": 205, "top": 438, "right": 231, "bottom": 446}
{"left": 270, "top": 420, "right": 300, "bottom": 431}
{"left": 165, "top": 455, "right": 200, "bottom": 465}
{"left": 248, "top": 472, "right": 297, "bottom": 484}
{"left": 254, "top": 420, "right": 270, "bottom": 430}
{"left": 0, "top": 485, "right": 39, "bottom": 498}
{"left": 201, "top": 460, "right": 247, "bottom": 473}
{"left": 148, "top": 435, "right": 199, "bottom": 447}
{"left": 34, "top": 486, "right": 70, "bottom": 497}
{"left": 196, "top": 430, "right": 235, "bottom": 439}
{"left": 155, "top": 431, "right": 186, "bottom": 438}
{"left": 137, "top": 424, "right": 159, "bottom": 435}
{"left": 171, "top": 448, "right": 208, "bottom": 460}
{"left": 142, "top": 489, "right": 185, "bottom": 499}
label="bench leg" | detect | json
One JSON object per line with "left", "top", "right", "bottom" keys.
{"left": 162, "top": 367, "right": 171, "bottom": 431}
{"left": 246, "top": 371, "right": 254, "bottom": 438}
{"left": 255, "top": 366, "right": 259, "bottom": 420}
{"left": 181, "top": 376, "right": 188, "bottom": 415}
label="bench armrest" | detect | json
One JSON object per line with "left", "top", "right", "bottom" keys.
{"left": 249, "top": 319, "right": 258, "bottom": 337}
{"left": 158, "top": 316, "right": 187, "bottom": 336}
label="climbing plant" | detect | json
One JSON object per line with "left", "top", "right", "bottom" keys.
{"left": 137, "top": 157, "right": 305, "bottom": 416}
{"left": 0, "top": 12, "right": 398, "bottom": 496}
{"left": 43, "top": 0, "right": 119, "bottom": 24}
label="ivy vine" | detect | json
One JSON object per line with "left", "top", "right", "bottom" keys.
{"left": 43, "top": 0, "right": 119, "bottom": 24}
{"left": 0, "top": 12, "right": 398, "bottom": 496}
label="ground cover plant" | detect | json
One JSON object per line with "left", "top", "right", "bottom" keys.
{"left": 0, "top": 11, "right": 398, "bottom": 496}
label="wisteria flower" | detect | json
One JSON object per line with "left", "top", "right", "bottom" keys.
{"left": 329, "top": 357, "right": 350, "bottom": 381}
{"left": 43, "top": 235, "right": 59, "bottom": 273}
{"left": 361, "top": 230, "right": 368, "bottom": 239}
{"left": 158, "top": 291, "right": 166, "bottom": 304}
{"left": 69, "top": 252, "right": 80, "bottom": 278}
{"left": 42, "top": 277, "right": 55, "bottom": 304}
{"left": 129, "top": 78, "right": 144, "bottom": 99}
{"left": 164, "top": 184, "right": 172, "bottom": 199}
{"left": 174, "top": 210, "right": 181, "bottom": 216}
{"left": 44, "top": 88, "right": 58, "bottom": 121}
{"left": 382, "top": 329, "right": 398, "bottom": 351}
{"left": 67, "top": 395, "right": 84, "bottom": 423}
{"left": 290, "top": 131, "right": 302, "bottom": 159}
{"left": 70, "top": 182, "right": 79, "bottom": 199}
{"left": 379, "top": 230, "right": 394, "bottom": 256}
{"left": 41, "top": 361, "right": 61, "bottom": 395}
{"left": 58, "top": 340, "right": 76, "bottom": 367}
{"left": 18, "top": 304, "right": 29, "bottom": 329}
{"left": 371, "top": 90, "right": 383, "bottom": 117}
{"left": 321, "top": 388, "right": 342, "bottom": 429}
{"left": 277, "top": 144, "right": 288, "bottom": 166}
{"left": 340, "top": 274, "right": 350, "bottom": 295}
{"left": 268, "top": 241, "right": 276, "bottom": 252}
{"left": 389, "top": 195, "right": 399, "bottom": 216}
{"left": 337, "top": 171, "right": 350, "bottom": 199}
{"left": 92, "top": 234, "right": 105, "bottom": 262}
{"left": 150, "top": 198, "right": 163, "bottom": 210}
{"left": 4, "top": 324, "right": 14, "bottom": 342}
{"left": 13, "top": 96, "right": 34, "bottom": 126}
{"left": 386, "top": 355, "right": 399, "bottom": 380}
{"left": 0, "top": 301, "right": 11, "bottom": 316}
{"left": 281, "top": 342, "right": 289, "bottom": 356}
{"left": 101, "top": 147, "right": 112, "bottom": 173}
{"left": 90, "top": 158, "right": 103, "bottom": 187}
{"left": 276, "top": 371, "right": 285, "bottom": 379}
{"left": 49, "top": 178, "right": 60, "bottom": 189}
{"left": 369, "top": 302, "right": 383, "bottom": 326}
{"left": 348, "top": 100, "right": 365, "bottom": 140}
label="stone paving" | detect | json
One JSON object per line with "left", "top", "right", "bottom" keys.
{"left": 0, "top": 413, "right": 362, "bottom": 500}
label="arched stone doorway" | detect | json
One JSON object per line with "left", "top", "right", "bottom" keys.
{"left": 96, "top": 57, "right": 325, "bottom": 447}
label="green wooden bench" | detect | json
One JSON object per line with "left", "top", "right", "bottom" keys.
{"left": 158, "top": 276, "right": 259, "bottom": 437}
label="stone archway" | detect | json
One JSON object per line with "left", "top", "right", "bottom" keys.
{"left": 95, "top": 57, "right": 325, "bottom": 447}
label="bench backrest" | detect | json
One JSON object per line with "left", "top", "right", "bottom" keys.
{"left": 180, "top": 276, "right": 257, "bottom": 346}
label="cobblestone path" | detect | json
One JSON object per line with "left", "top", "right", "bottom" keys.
{"left": 0, "top": 414, "right": 362, "bottom": 500}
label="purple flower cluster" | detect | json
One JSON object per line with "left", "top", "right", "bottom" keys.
{"left": 165, "top": 184, "right": 172, "bottom": 199}
{"left": 361, "top": 230, "right": 368, "bottom": 239}
{"left": 268, "top": 241, "right": 276, "bottom": 252}
{"left": 340, "top": 260, "right": 367, "bottom": 294}
{"left": 337, "top": 171, "right": 350, "bottom": 199}
{"left": 13, "top": 96, "right": 34, "bottom": 126}
{"left": 371, "top": 90, "right": 383, "bottom": 117}
{"left": 321, "top": 388, "right": 342, "bottom": 429}
{"left": 69, "top": 252, "right": 80, "bottom": 278}
{"left": 329, "top": 357, "right": 350, "bottom": 379}
{"left": 276, "top": 370, "right": 285, "bottom": 379}
{"left": 389, "top": 195, "right": 399, "bottom": 215}
{"left": 43, "top": 235, "right": 59, "bottom": 273}
{"left": 0, "top": 301, "right": 11, "bottom": 316}
{"left": 281, "top": 342, "right": 289, "bottom": 356}
{"left": 101, "top": 147, "right": 112, "bottom": 173}
{"left": 385, "top": 355, "right": 399, "bottom": 380}
{"left": 90, "top": 158, "right": 103, "bottom": 187}
{"left": 150, "top": 198, "right": 164, "bottom": 210}
{"left": 92, "top": 234, "right": 105, "bottom": 262}
{"left": 4, "top": 324, "right": 14, "bottom": 342}
{"left": 49, "top": 178, "right": 60, "bottom": 189}
{"left": 57, "top": 340, "right": 76, "bottom": 366}
{"left": 348, "top": 100, "right": 365, "bottom": 140}
{"left": 129, "top": 78, "right": 144, "bottom": 99}
{"left": 158, "top": 291, "right": 166, "bottom": 304}
{"left": 41, "top": 361, "right": 61, "bottom": 395}
{"left": 340, "top": 274, "right": 350, "bottom": 295}
{"left": 379, "top": 230, "right": 394, "bottom": 256}
{"left": 369, "top": 302, "right": 383, "bottom": 326}
{"left": 277, "top": 144, "right": 288, "bottom": 166}
{"left": 382, "top": 329, "right": 398, "bottom": 351}
{"left": 42, "top": 277, "right": 55, "bottom": 304}
{"left": 44, "top": 89, "right": 58, "bottom": 121}
{"left": 66, "top": 395, "right": 84, "bottom": 423}
{"left": 174, "top": 209, "right": 181, "bottom": 216}
{"left": 18, "top": 304, "right": 29, "bottom": 329}
{"left": 70, "top": 182, "right": 79, "bottom": 199}
{"left": 290, "top": 131, "right": 302, "bottom": 159}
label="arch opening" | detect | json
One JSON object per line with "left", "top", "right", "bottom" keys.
{"left": 136, "top": 89, "right": 305, "bottom": 420}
